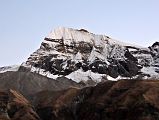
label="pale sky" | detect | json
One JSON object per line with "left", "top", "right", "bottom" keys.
{"left": 0, "top": 0, "right": 159, "bottom": 66}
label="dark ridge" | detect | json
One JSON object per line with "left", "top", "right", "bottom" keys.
{"left": 152, "top": 42, "right": 159, "bottom": 47}
{"left": 78, "top": 29, "right": 89, "bottom": 33}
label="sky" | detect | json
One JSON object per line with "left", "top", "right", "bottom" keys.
{"left": 0, "top": 0, "right": 159, "bottom": 67}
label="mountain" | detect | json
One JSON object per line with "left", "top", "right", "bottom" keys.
{"left": 0, "top": 27, "right": 158, "bottom": 96}
{"left": 0, "top": 71, "right": 83, "bottom": 97}
{"left": 19, "top": 27, "right": 159, "bottom": 82}
{"left": 34, "top": 79, "right": 159, "bottom": 120}
{"left": 0, "top": 27, "right": 159, "bottom": 120}
{"left": 1, "top": 80, "right": 159, "bottom": 120}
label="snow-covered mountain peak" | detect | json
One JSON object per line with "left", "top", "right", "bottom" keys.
{"left": 39, "top": 27, "right": 129, "bottom": 64}
{"left": 47, "top": 27, "right": 92, "bottom": 40}
{"left": 22, "top": 27, "right": 159, "bottom": 82}
{"left": 46, "top": 27, "right": 144, "bottom": 49}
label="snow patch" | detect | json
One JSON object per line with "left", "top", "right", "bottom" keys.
{"left": 65, "top": 69, "right": 121, "bottom": 83}
{"left": 0, "top": 65, "right": 20, "bottom": 73}
{"left": 141, "top": 66, "right": 158, "bottom": 76}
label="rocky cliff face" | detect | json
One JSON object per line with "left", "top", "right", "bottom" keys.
{"left": 22, "top": 27, "right": 159, "bottom": 82}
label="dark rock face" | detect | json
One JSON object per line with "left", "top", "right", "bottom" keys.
{"left": 152, "top": 42, "right": 159, "bottom": 47}
{"left": 149, "top": 42, "right": 159, "bottom": 67}
{"left": 124, "top": 50, "right": 138, "bottom": 62}
{"left": 108, "top": 64, "right": 119, "bottom": 78}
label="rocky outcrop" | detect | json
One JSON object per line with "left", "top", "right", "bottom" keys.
{"left": 0, "top": 89, "right": 40, "bottom": 120}
{"left": 8, "top": 89, "right": 40, "bottom": 120}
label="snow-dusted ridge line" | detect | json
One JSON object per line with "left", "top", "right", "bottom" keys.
{"left": 0, "top": 65, "right": 20, "bottom": 73}
{"left": 46, "top": 27, "right": 144, "bottom": 48}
